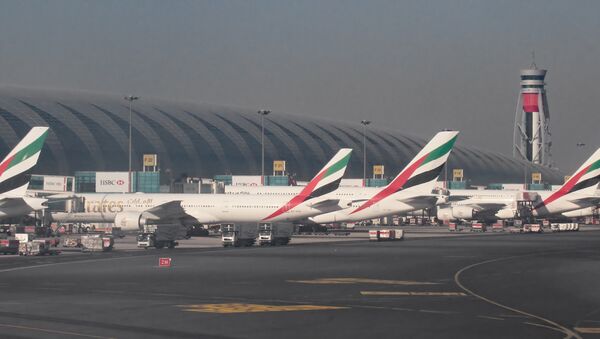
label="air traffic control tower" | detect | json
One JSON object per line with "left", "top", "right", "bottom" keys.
{"left": 513, "top": 64, "right": 553, "bottom": 167}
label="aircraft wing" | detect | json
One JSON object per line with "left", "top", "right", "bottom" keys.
{"left": 44, "top": 193, "right": 78, "bottom": 203}
{"left": 446, "top": 195, "right": 472, "bottom": 202}
{"left": 310, "top": 199, "right": 343, "bottom": 210}
{"left": 0, "top": 197, "right": 30, "bottom": 209}
{"left": 566, "top": 197, "right": 600, "bottom": 207}
{"left": 143, "top": 200, "right": 188, "bottom": 220}
{"left": 396, "top": 195, "right": 440, "bottom": 208}
{"left": 469, "top": 202, "right": 510, "bottom": 211}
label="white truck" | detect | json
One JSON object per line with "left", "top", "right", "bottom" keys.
{"left": 221, "top": 223, "right": 258, "bottom": 247}
{"left": 137, "top": 224, "right": 187, "bottom": 249}
{"left": 257, "top": 222, "right": 293, "bottom": 246}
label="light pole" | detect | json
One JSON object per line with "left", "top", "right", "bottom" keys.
{"left": 124, "top": 95, "right": 139, "bottom": 193}
{"left": 257, "top": 109, "right": 271, "bottom": 185}
{"left": 361, "top": 120, "right": 371, "bottom": 187}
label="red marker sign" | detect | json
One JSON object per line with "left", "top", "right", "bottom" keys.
{"left": 159, "top": 257, "right": 172, "bottom": 267}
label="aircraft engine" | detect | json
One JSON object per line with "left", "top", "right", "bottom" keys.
{"left": 436, "top": 207, "right": 454, "bottom": 221}
{"left": 452, "top": 206, "right": 475, "bottom": 219}
{"left": 114, "top": 212, "right": 147, "bottom": 231}
{"left": 437, "top": 206, "right": 476, "bottom": 220}
{"left": 495, "top": 208, "right": 517, "bottom": 220}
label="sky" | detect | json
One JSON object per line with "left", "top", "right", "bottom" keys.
{"left": 0, "top": 0, "right": 599, "bottom": 173}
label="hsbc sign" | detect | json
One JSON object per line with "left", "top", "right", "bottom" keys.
{"left": 96, "top": 172, "right": 130, "bottom": 193}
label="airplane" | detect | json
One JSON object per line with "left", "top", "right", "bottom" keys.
{"left": 0, "top": 126, "right": 49, "bottom": 219}
{"left": 225, "top": 131, "right": 458, "bottom": 224}
{"left": 50, "top": 148, "right": 354, "bottom": 230}
{"left": 309, "top": 130, "right": 459, "bottom": 223}
{"left": 437, "top": 148, "right": 600, "bottom": 222}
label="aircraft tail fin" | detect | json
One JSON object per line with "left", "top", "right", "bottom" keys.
{"left": 263, "top": 148, "right": 352, "bottom": 220}
{"left": 0, "top": 127, "right": 49, "bottom": 196}
{"left": 535, "top": 148, "right": 600, "bottom": 209}
{"left": 351, "top": 131, "right": 459, "bottom": 214}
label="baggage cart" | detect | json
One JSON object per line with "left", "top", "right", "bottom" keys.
{"left": 81, "top": 235, "right": 114, "bottom": 252}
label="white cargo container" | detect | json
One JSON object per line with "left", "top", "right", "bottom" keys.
{"left": 551, "top": 223, "right": 580, "bottom": 232}
{"left": 221, "top": 223, "right": 258, "bottom": 247}
{"left": 369, "top": 229, "right": 403, "bottom": 241}
{"left": 81, "top": 234, "right": 114, "bottom": 252}
{"left": 257, "top": 222, "right": 293, "bottom": 246}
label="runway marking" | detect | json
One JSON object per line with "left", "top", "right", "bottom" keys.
{"left": 498, "top": 314, "right": 531, "bottom": 319}
{"left": 177, "top": 303, "right": 348, "bottom": 314}
{"left": 524, "top": 321, "right": 569, "bottom": 335}
{"left": 454, "top": 253, "right": 583, "bottom": 339}
{"left": 0, "top": 323, "right": 114, "bottom": 338}
{"left": 477, "top": 315, "right": 505, "bottom": 321}
{"left": 575, "top": 327, "right": 600, "bottom": 334}
{"left": 361, "top": 291, "right": 466, "bottom": 296}
{"left": 418, "top": 309, "right": 460, "bottom": 315}
{"left": 287, "top": 278, "right": 439, "bottom": 285}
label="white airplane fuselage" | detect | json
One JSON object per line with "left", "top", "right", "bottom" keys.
{"left": 444, "top": 189, "right": 597, "bottom": 219}
{"left": 227, "top": 185, "right": 439, "bottom": 223}
{"left": 51, "top": 192, "right": 345, "bottom": 227}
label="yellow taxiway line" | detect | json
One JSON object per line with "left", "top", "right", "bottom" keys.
{"left": 575, "top": 327, "right": 600, "bottom": 334}
{"left": 360, "top": 291, "right": 467, "bottom": 296}
{"left": 287, "top": 278, "right": 439, "bottom": 285}
{"left": 177, "top": 303, "right": 348, "bottom": 314}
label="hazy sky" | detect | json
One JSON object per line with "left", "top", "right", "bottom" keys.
{"left": 1, "top": 0, "right": 599, "bottom": 173}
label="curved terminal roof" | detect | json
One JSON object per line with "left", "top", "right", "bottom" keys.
{"left": 0, "top": 85, "right": 564, "bottom": 185}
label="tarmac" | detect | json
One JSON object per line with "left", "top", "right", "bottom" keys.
{"left": 1, "top": 226, "right": 600, "bottom": 338}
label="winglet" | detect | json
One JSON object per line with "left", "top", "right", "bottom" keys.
{"left": 263, "top": 148, "right": 352, "bottom": 220}
{"left": 351, "top": 130, "right": 459, "bottom": 214}
{"left": 0, "top": 127, "right": 49, "bottom": 196}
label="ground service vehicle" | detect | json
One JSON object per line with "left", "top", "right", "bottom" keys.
{"left": 0, "top": 239, "right": 19, "bottom": 254}
{"left": 258, "top": 222, "right": 293, "bottom": 246}
{"left": 222, "top": 223, "right": 258, "bottom": 247}
{"left": 137, "top": 224, "right": 185, "bottom": 249}
{"left": 137, "top": 233, "right": 155, "bottom": 249}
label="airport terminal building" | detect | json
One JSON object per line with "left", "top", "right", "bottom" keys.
{"left": 0, "top": 86, "right": 564, "bottom": 189}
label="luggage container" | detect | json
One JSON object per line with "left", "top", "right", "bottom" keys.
{"left": 491, "top": 222, "right": 504, "bottom": 232}
{"left": 368, "top": 229, "right": 403, "bottom": 241}
{"left": 61, "top": 235, "right": 82, "bottom": 248}
{"left": 15, "top": 233, "right": 32, "bottom": 243}
{"left": 471, "top": 223, "right": 486, "bottom": 232}
{"left": 550, "top": 223, "right": 580, "bottom": 232}
{"left": 508, "top": 226, "right": 522, "bottom": 233}
{"left": 81, "top": 235, "right": 114, "bottom": 252}
{"left": 19, "top": 240, "right": 58, "bottom": 256}
{"left": 0, "top": 239, "right": 19, "bottom": 255}
{"left": 529, "top": 224, "right": 542, "bottom": 233}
